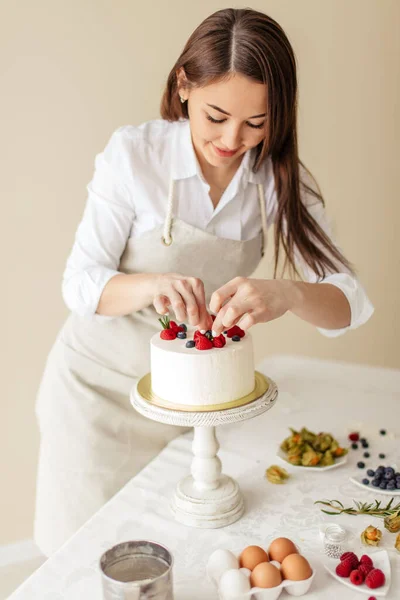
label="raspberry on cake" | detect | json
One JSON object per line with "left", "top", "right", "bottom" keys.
{"left": 195, "top": 336, "right": 213, "bottom": 350}
{"left": 160, "top": 329, "right": 177, "bottom": 340}
{"left": 226, "top": 325, "right": 245, "bottom": 338}
{"left": 212, "top": 334, "right": 226, "bottom": 348}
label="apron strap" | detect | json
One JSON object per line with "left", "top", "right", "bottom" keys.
{"left": 257, "top": 183, "right": 267, "bottom": 257}
{"left": 162, "top": 179, "right": 175, "bottom": 246}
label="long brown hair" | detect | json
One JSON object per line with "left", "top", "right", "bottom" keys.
{"left": 160, "top": 8, "right": 354, "bottom": 279}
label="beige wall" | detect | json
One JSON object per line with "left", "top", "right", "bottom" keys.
{"left": 1, "top": 0, "right": 399, "bottom": 545}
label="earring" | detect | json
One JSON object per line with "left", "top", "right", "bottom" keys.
{"left": 180, "top": 96, "right": 186, "bottom": 103}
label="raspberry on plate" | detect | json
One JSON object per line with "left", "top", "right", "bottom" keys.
{"left": 340, "top": 551, "right": 358, "bottom": 563}
{"left": 349, "top": 432, "right": 359, "bottom": 441}
{"left": 359, "top": 563, "right": 373, "bottom": 577}
{"left": 360, "top": 555, "right": 374, "bottom": 568}
{"left": 350, "top": 569, "right": 365, "bottom": 585}
{"left": 336, "top": 557, "right": 357, "bottom": 577}
{"left": 339, "top": 553, "right": 359, "bottom": 571}
{"left": 365, "top": 568, "right": 386, "bottom": 589}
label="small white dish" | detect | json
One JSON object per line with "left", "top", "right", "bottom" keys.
{"left": 349, "top": 476, "right": 400, "bottom": 496}
{"left": 276, "top": 447, "right": 347, "bottom": 471}
{"left": 321, "top": 549, "right": 391, "bottom": 597}
{"left": 350, "top": 463, "right": 400, "bottom": 496}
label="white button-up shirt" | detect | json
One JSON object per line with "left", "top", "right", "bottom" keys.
{"left": 62, "top": 118, "right": 374, "bottom": 337}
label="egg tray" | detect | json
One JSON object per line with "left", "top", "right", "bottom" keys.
{"left": 208, "top": 556, "right": 315, "bottom": 600}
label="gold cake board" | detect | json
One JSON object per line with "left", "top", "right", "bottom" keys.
{"left": 136, "top": 370, "right": 269, "bottom": 413}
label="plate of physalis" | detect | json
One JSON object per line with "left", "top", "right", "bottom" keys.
{"left": 207, "top": 537, "right": 316, "bottom": 599}
{"left": 276, "top": 427, "right": 348, "bottom": 471}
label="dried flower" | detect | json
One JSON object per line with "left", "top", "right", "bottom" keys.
{"left": 384, "top": 512, "right": 400, "bottom": 533}
{"left": 361, "top": 525, "right": 382, "bottom": 546}
{"left": 395, "top": 533, "right": 400, "bottom": 552}
{"left": 266, "top": 465, "right": 290, "bottom": 484}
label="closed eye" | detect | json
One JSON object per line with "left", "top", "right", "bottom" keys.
{"left": 206, "top": 114, "right": 265, "bottom": 129}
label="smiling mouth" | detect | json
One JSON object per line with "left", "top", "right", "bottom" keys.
{"left": 212, "top": 143, "right": 241, "bottom": 157}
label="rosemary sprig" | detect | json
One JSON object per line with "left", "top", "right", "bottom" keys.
{"left": 315, "top": 497, "right": 400, "bottom": 518}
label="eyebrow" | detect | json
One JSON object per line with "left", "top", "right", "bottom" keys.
{"left": 206, "top": 103, "right": 266, "bottom": 119}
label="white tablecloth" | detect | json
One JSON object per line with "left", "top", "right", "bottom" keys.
{"left": 9, "top": 355, "right": 400, "bottom": 599}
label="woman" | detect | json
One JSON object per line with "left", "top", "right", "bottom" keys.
{"left": 34, "top": 8, "right": 373, "bottom": 556}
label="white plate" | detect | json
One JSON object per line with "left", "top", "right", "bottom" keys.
{"left": 276, "top": 447, "right": 348, "bottom": 471}
{"left": 349, "top": 476, "right": 400, "bottom": 496}
{"left": 350, "top": 462, "right": 400, "bottom": 496}
{"left": 321, "top": 549, "right": 391, "bottom": 597}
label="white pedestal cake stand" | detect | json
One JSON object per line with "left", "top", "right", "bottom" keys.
{"left": 131, "top": 372, "right": 278, "bottom": 529}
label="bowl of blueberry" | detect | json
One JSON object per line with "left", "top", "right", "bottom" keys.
{"left": 350, "top": 465, "right": 400, "bottom": 495}
{"left": 348, "top": 429, "right": 400, "bottom": 495}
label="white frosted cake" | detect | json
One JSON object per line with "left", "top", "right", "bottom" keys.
{"left": 150, "top": 328, "right": 255, "bottom": 408}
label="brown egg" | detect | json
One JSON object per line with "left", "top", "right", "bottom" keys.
{"left": 281, "top": 554, "right": 312, "bottom": 581}
{"left": 250, "top": 562, "right": 282, "bottom": 588}
{"left": 239, "top": 545, "right": 269, "bottom": 571}
{"left": 267, "top": 538, "right": 298, "bottom": 563}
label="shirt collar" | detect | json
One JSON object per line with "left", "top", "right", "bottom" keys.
{"left": 171, "top": 119, "right": 266, "bottom": 184}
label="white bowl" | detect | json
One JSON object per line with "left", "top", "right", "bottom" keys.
{"left": 350, "top": 462, "right": 400, "bottom": 496}
{"left": 276, "top": 447, "right": 347, "bottom": 471}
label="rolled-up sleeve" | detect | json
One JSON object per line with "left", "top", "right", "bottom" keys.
{"left": 62, "top": 128, "right": 135, "bottom": 318}
{"left": 297, "top": 180, "right": 374, "bottom": 337}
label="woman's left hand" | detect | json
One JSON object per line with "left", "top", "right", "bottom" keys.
{"left": 210, "top": 277, "right": 295, "bottom": 335}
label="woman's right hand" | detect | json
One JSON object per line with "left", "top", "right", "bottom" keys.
{"left": 152, "top": 273, "right": 212, "bottom": 331}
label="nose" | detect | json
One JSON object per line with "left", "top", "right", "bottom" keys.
{"left": 221, "top": 123, "right": 242, "bottom": 150}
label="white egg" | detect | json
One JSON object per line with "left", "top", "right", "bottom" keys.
{"left": 239, "top": 567, "right": 251, "bottom": 577}
{"left": 219, "top": 569, "right": 251, "bottom": 599}
{"left": 270, "top": 560, "right": 281, "bottom": 569}
{"left": 207, "top": 549, "right": 239, "bottom": 584}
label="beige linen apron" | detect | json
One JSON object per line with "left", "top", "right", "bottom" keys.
{"left": 34, "top": 180, "right": 267, "bottom": 556}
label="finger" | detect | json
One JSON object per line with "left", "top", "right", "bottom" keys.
{"left": 212, "top": 292, "right": 251, "bottom": 334}
{"left": 153, "top": 295, "right": 170, "bottom": 315}
{"left": 212, "top": 303, "right": 236, "bottom": 335}
{"left": 222, "top": 304, "right": 246, "bottom": 330}
{"left": 175, "top": 281, "right": 199, "bottom": 327}
{"left": 237, "top": 311, "right": 257, "bottom": 331}
{"left": 197, "top": 311, "right": 213, "bottom": 333}
{"left": 168, "top": 289, "right": 187, "bottom": 323}
{"left": 209, "top": 278, "right": 241, "bottom": 314}
{"left": 190, "top": 278, "right": 210, "bottom": 331}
